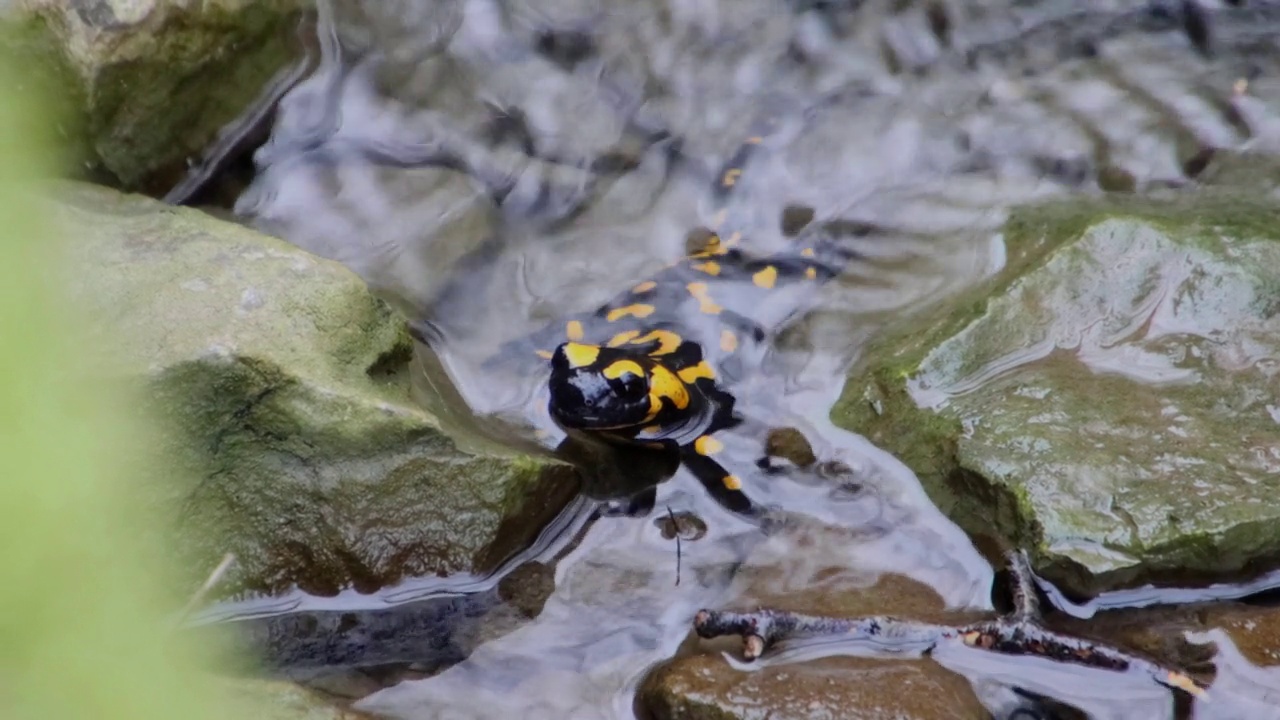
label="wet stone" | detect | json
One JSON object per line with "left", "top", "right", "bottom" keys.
{"left": 641, "top": 654, "right": 989, "bottom": 720}
{"left": 56, "top": 182, "right": 579, "bottom": 597}
{"left": 2, "top": 0, "right": 309, "bottom": 192}
{"left": 833, "top": 194, "right": 1280, "bottom": 596}
{"left": 654, "top": 510, "right": 708, "bottom": 542}
{"left": 496, "top": 561, "right": 557, "bottom": 619}
{"left": 1207, "top": 604, "right": 1280, "bottom": 668}
{"left": 764, "top": 427, "right": 818, "bottom": 469}
{"left": 1043, "top": 599, "right": 1280, "bottom": 700}
{"left": 1094, "top": 602, "right": 1280, "bottom": 671}
{"left": 643, "top": 513, "right": 994, "bottom": 720}
{"left": 215, "top": 678, "right": 373, "bottom": 720}
{"left": 1097, "top": 165, "right": 1137, "bottom": 193}
{"left": 780, "top": 205, "right": 817, "bottom": 237}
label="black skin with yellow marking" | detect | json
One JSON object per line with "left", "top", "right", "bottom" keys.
{"left": 547, "top": 333, "right": 753, "bottom": 515}
{"left": 483, "top": 116, "right": 870, "bottom": 520}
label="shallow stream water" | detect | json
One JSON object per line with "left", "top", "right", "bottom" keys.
{"left": 195, "top": 1, "right": 1280, "bottom": 718}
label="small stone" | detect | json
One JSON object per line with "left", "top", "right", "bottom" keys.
{"left": 764, "top": 427, "right": 817, "bottom": 468}
{"left": 1097, "top": 165, "right": 1137, "bottom": 193}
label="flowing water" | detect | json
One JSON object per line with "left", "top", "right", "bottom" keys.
{"left": 195, "top": 1, "right": 1280, "bottom": 717}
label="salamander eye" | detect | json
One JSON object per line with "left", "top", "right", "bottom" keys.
{"left": 611, "top": 371, "right": 648, "bottom": 400}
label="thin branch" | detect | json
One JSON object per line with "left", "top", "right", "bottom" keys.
{"left": 666, "top": 505, "right": 681, "bottom": 587}
{"left": 174, "top": 552, "right": 237, "bottom": 627}
{"left": 693, "top": 550, "right": 1209, "bottom": 700}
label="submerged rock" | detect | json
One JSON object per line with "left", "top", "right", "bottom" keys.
{"left": 642, "top": 654, "right": 988, "bottom": 720}
{"left": 834, "top": 194, "right": 1280, "bottom": 596}
{"left": 1, "top": 0, "right": 308, "bottom": 192}
{"left": 56, "top": 182, "right": 578, "bottom": 597}
{"left": 640, "top": 566, "right": 990, "bottom": 720}
{"left": 216, "top": 678, "right": 373, "bottom": 719}
{"left": 638, "top": 503, "right": 996, "bottom": 720}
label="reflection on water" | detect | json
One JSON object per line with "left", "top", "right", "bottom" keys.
{"left": 199, "top": 0, "right": 1280, "bottom": 718}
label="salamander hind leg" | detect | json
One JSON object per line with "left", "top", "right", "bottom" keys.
{"left": 679, "top": 442, "right": 761, "bottom": 519}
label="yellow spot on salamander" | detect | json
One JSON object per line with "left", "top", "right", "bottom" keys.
{"left": 563, "top": 343, "right": 600, "bottom": 368}
{"left": 686, "top": 282, "right": 723, "bottom": 315}
{"left": 722, "top": 475, "right": 742, "bottom": 491}
{"left": 632, "top": 280, "right": 657, "bottom": 293}
{"left": 722, "top": 168, "right": 742, "bottom": 187}
{"left": 641, "top": 425, "right": 663, "bottom": 435}
{"left": 566, "top": 320, "right": 584, "bottom": 341}
{"left": 753, "top": 266, "right": 778, "bottom": 289}
{"left": 602, "top": 359, "right": 645, "bottom": 380}
{"left": 606, "top": 304, "right": 655, "bottom": 322}
{"left": 536, "top": 349, "right": 554, "bottom": 360}
{"left": 801, "top": 247, "right": 815, "bottom": 257}
{"left": 607, "top": 330, "right": 641, "bottom": 347}
{"left": 805, "top": 267, "right": 817, "bottom": 280}
{"left": 643, "top": 396, "right": 663, "bottom": 422}
{"left": 720, "top": 330, "right": 738, "bottom": 352}
{"left": 649, "top": 365, "right": 690, "bottom": 411}
{"left": 633, "top": 329, "right": 682, "bottom": 355}
{"left": 695, "top": 435, "right": 723, "bottom": 456}
{"left": 746, "top": 135, "right": 764, "bottom": 144}
{"left": 692, "top": 261, "right": 721, "bottom": 276}
{"left": 677, "top": 360, "right": 716, "bottom": 384}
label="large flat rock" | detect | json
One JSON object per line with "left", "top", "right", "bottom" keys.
{"left": 835, "top": 195, "right": 1280, "bottom": 596}
{"left": 56, "top": 182, "right": 578, "bottom": 597}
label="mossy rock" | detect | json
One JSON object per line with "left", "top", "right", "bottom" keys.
{"left": 834, "top": 192, "right": 1280, "bottom": 596}
{"left": 56, "top": 181, "right": 579, "bottom": 597}
{"left": 2, "top": 0, "right": 308, "bottom": 192}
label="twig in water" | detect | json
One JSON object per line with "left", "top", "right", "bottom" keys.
{"left": 174, "top": 552, "right": 237, "bottom": 627}
{"left": 666, "top": 505, "right": 681, "bottom": 587}
{"left": 693, "top": 550, "right": 1208, "bottom": 700}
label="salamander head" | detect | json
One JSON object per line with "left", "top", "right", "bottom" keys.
{"left": 548, "top": 342, "right": 695, "bottom": 432}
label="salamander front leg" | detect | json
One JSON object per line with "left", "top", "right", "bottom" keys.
{"left": 678, "top": 442, "right": 761, "bottom": 519}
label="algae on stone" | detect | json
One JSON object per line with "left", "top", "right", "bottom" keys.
{"left": 835, "top": 194, "right": 1280, "bottom": 595}
{"left": 56, "top": 181, "right": 578, "bottom": 597}
{"left": 2, "top": 0, "right": 308, "bottom": 191}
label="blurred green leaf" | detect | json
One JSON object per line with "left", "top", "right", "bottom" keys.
{"left": 0, "top": 56, "right": 230, "bottom": 720}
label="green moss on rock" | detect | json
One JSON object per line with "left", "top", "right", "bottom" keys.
{"left": 56, "top": 181, "right": 579, "bottom": 597}
{"left": 834, "top": 193, "right": 1280, "bottom": 595}
{"left": 2, "top": 0, "right": 307, "bottom": 191}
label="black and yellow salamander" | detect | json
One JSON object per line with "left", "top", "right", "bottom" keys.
{"left": 470, "top": 116, "right": 872, "bottom": 521}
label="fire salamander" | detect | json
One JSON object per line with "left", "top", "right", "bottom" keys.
{"left": 477, "top": 117, "right": 871, "bottom": 520}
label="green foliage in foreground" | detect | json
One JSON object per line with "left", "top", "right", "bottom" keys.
{"left": 0, "top": 62, "right": 229, "bottom": 719}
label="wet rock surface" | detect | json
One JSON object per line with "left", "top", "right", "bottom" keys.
{"left": 641, "top": 654, "right": 988, "bottom": 720}
{"left": 834, "top": 193, "right": 1280, "bottom": 596}
{"left": 1045, "top": 600, "right": 1280, "bottom": 716}
{"left": 1, "top": 0, "right": 308, "bottom": 192}
{"left": 640, "top": 539, "right": 992, "bottom": 720}
{"left": 216, "top": 677, "right": 374, "bottom": 719}
{"left": 56, "top": 181, "right": 579, "bottom": 597}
